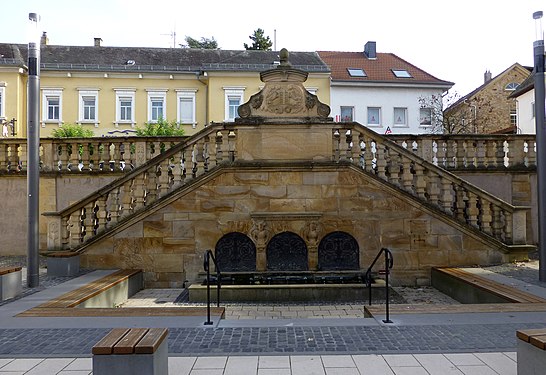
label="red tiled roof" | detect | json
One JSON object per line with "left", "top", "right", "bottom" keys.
{"left": 317, "top": 51, "right": 453, "bottom": 86}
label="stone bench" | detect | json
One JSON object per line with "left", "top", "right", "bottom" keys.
{"left": 516, "top": 328, "right": 546, "bottom": 374}
{"left": 44, "top": 251, "right": 80, "bottom": 277}
{"left": 92, "top": 328, "right": 168, "bottom": 375}
{"left": 0, "top": 266, "right": 22, "bottom": 301}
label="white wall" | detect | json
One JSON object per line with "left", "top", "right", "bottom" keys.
{"left": 516, "top": 90, "right": 536, "bottom": 134}
{"left": 329, "top": 86, "right": 446, "bottom": 135}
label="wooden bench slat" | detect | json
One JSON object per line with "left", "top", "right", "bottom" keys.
{"left": 516, "top": 328, "right": 546, "bottom": 342}
{"left": 135, "top": 328, "right": 168, "bottom": 354}
{"left": 435, "top": 267, "right": 546, "bottom": 303}
{"left": 16, "top": 306, "right": 226, "bottom": 318}
{"left": 92, "top": 328, "right": 130, "bottom": 355}
{"left": 530, "top": 335, "right": 546, "bottom": 350}
{"left": 0, "top": 267, "right": 22, "bottom": 276}
{"left": 113, "top": 328, "right": 149, "bottom": 354}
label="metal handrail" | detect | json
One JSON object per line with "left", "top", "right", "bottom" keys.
{"left": 203, "top": 249, "right": 222, "bottom": 325}
{"left": 364, "top": 247, "right": 394, "bottom": 323}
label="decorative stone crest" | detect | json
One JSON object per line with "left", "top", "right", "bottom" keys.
{"left": 237, "top": 48, "right": 331, "bottom": 123}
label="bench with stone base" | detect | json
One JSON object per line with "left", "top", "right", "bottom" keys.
{"left": 92, "top": 328, "right": 168, "bottom": 375}
{"left": 516, "top": 328, "right": 546, "bottom": 375}
{"left": 44, "top": 251, "right": 80, "bottom": 277}
{"left": 0, "top": 266, "right": 22, "bottom": 301}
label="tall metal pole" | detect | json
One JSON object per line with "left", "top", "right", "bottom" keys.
{"left": 533, "top": 11, "right": 546, "bottom": 282}
{"left": 27, "top": 13, "right": 40, "bottom": 288}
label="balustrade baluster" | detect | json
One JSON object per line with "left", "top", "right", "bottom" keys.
{"left": 108, "top": 187, "right": 121, "bottom": 226}
{"left": 193, "top": 142, "right": 204, "bottom": 178}
{"left": 375, "top": 143, "right": 387, "bottom": 179}
{"left": 133, "top": 173, "right": 146, "bottom": 210}
{"left": 414, "top": 163, "right": 426, "bottom": 199}
{"left": 364, "top": 137, "right": 375, "bottom": 173}
{"left": 435, "top": 139, "right": 447, "bottom": 168}
{"left": 171, "top": 150, "right": 183, "bottom": 188}
{"left": 157, "top": 161, "right": 170, "bottom": 198}
{"left": 352, "top": 133, "right": 363, "bottom": 168}
{"left": 401, "top": 157, "right": 413, "bottom": 192}
{"left": 467, "top": 192, "right": 479, "bottom": 228}
{"left": 446, "top": 140, "right": 457, "bottom": 169}
{"left": 69, "top": 141, "right": 80, "bottom": 172}
{"left": 68, "top": 210, "right": 82, "bottom": 247}
{"left": 485, "top": 140, "right": 497, "bottom": 168}
{"left": 491, "top": 206, "right": 503, "bottom": 240}
{"left": 18, "top": 144, "right": 27, "bottom": 172}
{"left": 475, "top": 140, "right": 486, "bottom": 168}
{"left": 144, "top": 167, "right": 157, "bottom": 205}
{"left": 80, "top": 142, "right": 90, "bottom": 172}
{"left": 427, "top": 173, "right": 440, "bottom": 207}
{"left": 525, "top": 138, "right": 537, "bottom": 168}
{"left": 387, "top": 149, "right": 401, "bottom": 187}
{"left": 206, "top": 134, "right": 217, "bottom": 169}
{"left": 0, "top": 143, "right": 8, "bottom": 172}
{"left": 440, "top": 178, "right": 454, "bottom": 214}
{"left": 215, "top": 131, "right": 224, "bottom": 164}
{"left": 456, "top": 140, "right": 467, "bottom": 168}
{"left": 120, "top": 180, "right": 134, "bottom": 217}
{"left": 496, "top": 140, "right": 506, "bottom": 168}
{"left": 111, "top": 141, "right": 123, "bottom": 172}
{"left": 83, "top": 202, "right": 96, "bottom": 241}
{"left": 95, "top": 196, "right": 108, "bottom": 233}
{"left": 479, "top": 198, "right": 493, "bottom": 235}
{"left": 454, "top": 187, "right": 467, "bottom": 222}
{"left": 504, "top": 211, "right": 513, "bottom": 244}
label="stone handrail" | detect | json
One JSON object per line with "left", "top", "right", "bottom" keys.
{"left": 45, "top": 124, "right": 236, "bottom": 251}
{"left": 332, "top": 124, "right": 527, "bottom": 246}
{"left": 0, "top": 136, "right": 187, "bottom": 173}
{"left": 387, "top": 134, "right": 537, "bottom": 170}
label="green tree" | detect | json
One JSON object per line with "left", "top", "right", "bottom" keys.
{"left": 52, "top": 123, "right": 94, "bottom": 138}
{"left": 182, "top": 36, "right": 218, "bottom": 49}
{"left": 136, "top": 117, "right": 185, "bottom": 136}
{"left": 244, "top": 28, "right": 273, "bottom": 51}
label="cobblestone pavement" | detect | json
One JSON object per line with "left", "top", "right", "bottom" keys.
{"left": 0, "top": 322, "right": 541, "bottom": 357}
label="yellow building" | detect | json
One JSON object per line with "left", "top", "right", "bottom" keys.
{"left": 0, "top": 38, "right": 330, "bottom": 137}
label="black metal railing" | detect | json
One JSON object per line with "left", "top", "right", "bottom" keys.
{"left": 364, "top": 247, "right": 394, "bottom": 323}
{"left": 203, "top": 249, "right": 222, "bottom": 325}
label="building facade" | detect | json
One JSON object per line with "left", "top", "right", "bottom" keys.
{"left": 0, "top": 39, "right": 330, "bottom": 137}
{"left": 444, "top": 63, "right": 531, "bottom": 134}
{"left": 318, "top": 42, "right": 454, "bottom": 134}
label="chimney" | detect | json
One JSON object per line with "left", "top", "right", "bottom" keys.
{"left": 364, "top": 41, "right": 376, "bottom": 59}
{"left": 40, "top": 32, "right": 48, "bottom": 46}
{"left": 484, "top": 70, "right": 492, "bottom": 83}
{"left": 94, "top": 37, "right": 103, "bottom": 47}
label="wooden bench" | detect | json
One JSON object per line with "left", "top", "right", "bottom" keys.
{"left": 92, "top": 328, "right": 168, "bottom": 375}
{"left": 432, "top": 267, "right": 546, "bottom": 304}
{"left": 38, "top": 269, "right": 143, "bottom": 308}
{"left": 44, "top": 251, "right": 80, "bottom": 277}
{"left": 516, "top": 328, "right": 546, "bottom": 374}
{"left": 364, "top": 303, "right": 546, "bottom": 318}
{"left": 0, "top": 266, "right": 22, "bottom": 301}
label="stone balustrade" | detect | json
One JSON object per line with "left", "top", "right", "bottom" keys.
{"left": 43, "top": 122, "right": 528, "bottom": 252}
{"left": 387, "top": 134, "right": 536, "bottom": 170}
{"left": 0, "top": 136, "right": 186, "bottom": 173}
{"left": 0, "top": 134, "right": 537, "bottom": 174}
{"left": 44, "top": 125, "right": 236, "bottom": 251}
{"left": 332, "top": 124, "right": 527, "bottom": 246}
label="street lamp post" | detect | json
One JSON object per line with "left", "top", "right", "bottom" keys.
{"left": 27, "top": 13, "right": 40, "bottom": 288}
{"left": 533, "top": 11, "right": 546, "bottom": 282}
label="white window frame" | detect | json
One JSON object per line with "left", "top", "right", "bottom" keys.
{"left": 78, "top": 89, "right": 99, "bottom": 126}
{"left": 41, "top": 88, "right": 63, "bottom": 126}
{"left": 419, "top": 108, "right": 433, "bottom": 128}
{"left": 147, "top": 89, "right": 168, "bottom": 123}
{"left": 114, "top": 89, "right": 136, "bottom": 127}
{"left": 223, "top": 87, "right": 245, "bottom": 121}
{"left": 176, "top": 89, "right": 197, "bottom": 128}
{"left": 367, "top": 107, "right": 381, "bottom": 127}
{"left": 393, "top": 107, "right": 408, "bottom": 127}
{"left": 340, "top": 106, "right": 354, "bottom": 122}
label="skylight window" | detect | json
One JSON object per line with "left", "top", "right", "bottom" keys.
{"left": 505, "top": 82, "right": 519, "bottom": 91}
{"left": 392, "top": 69, "right": 412, "bottom": 78}
{"left": 348, "top": 68, "right": 366, "bottom": 77}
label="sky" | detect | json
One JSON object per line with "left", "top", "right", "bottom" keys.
{"left": 0, "top": 0, "right": 544, "bottom": 96}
